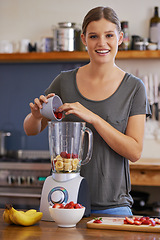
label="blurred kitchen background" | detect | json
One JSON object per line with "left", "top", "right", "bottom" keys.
{"left": 0, "top": 0, "right": 160, "bottom": 213}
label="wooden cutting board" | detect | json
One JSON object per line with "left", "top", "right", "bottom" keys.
{"left": 87, "top": 217, "right": 160, "bottom": 233}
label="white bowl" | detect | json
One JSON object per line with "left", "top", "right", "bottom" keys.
{"left": 147, "top": 43, "right": 157, "bottom": 50}
{"left": 49, "top": 206, "right": 85, "bottom": 227}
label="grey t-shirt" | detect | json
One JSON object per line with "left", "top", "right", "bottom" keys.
{"left": 45, "top": 68, "right": 151, "bottom": 210}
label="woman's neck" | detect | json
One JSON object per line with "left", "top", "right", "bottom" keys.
{"left": 85, "top": 62, "right": 121, "bottom": 83}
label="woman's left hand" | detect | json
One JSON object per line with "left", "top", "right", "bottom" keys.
{"left": 58, "top": 102, "right": 97, "bottom": 124}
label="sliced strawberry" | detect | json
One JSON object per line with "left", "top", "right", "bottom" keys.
{"left": 133, "top": 217, "right": 141, "bottom": 221}
{"left": 142, "top": 219, "right": 150, "bottom": 225}
{"left": 140, "top": 217, "right": 148, "bottom": 223}
{"left": 134, "top": 220, "right": 142, "bottom": 225}
{"left": 154, "top": 218, "right": 160, "bottom": 224}
{"left": 149, "top": 219, "right": 156, "bottom": 226}
{"left": 125, "top": 217, "right": 134, "bottom": 224}
{"left": 124, "top": 219, "right": 128, "bottom": 224}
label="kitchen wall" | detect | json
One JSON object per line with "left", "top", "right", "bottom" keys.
{"left": 0, "top": 0, "right": 159, "bottom": 42}
{"left": 0, "top": 0, "right": 160, "bottom": 157}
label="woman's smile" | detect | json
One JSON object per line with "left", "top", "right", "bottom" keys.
{"left": 95, "top": 49, "right": 110, "bottom": 55}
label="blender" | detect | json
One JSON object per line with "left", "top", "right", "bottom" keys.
{"left": 40, "top": 121, "right": 93, "bottom": 221}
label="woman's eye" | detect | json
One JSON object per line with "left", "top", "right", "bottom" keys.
{"left": 106, "top": 34, "right": 113, "bottom": 38}
{"left": 90, "top": 35, "right": 97, "bottom": 39}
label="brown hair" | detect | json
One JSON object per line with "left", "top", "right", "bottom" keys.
{"left": 82, "top": 6, "right": 121, "bottom": 35}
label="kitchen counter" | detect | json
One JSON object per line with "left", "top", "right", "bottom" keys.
{"left": 0, "top": 209, "right": 160, "bottom": 240}
{"left": 130, "top": 158, "right": 160, "bottom": 186}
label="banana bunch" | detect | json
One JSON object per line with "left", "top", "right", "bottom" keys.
{"left": 3, "top": 204, "right": 43, "bottom": 226}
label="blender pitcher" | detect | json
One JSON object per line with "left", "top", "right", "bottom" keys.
{"left": 48, "top": 122, "right": 93, "bottom": 174}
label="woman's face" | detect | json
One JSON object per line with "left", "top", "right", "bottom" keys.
{"left": 81, "top": 18, "right": 123, "bottom": 64}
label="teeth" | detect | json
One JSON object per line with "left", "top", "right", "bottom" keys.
{"left": 96, "top": 50, "right": 109, "bottom": 53}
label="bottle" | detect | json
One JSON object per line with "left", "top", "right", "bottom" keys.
{"left": 149, "top": 6, "right": 160, "bottom": 49}
{"left": 120, "top": 21, "right": 130, "bottom": 50}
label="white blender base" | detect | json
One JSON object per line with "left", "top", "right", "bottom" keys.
{"left": 40, "top": 174, "right": 85, "bottom": 221}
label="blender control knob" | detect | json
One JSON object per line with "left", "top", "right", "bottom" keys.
{"left": 51, "top": 190, "right": 65, "bottom": 204}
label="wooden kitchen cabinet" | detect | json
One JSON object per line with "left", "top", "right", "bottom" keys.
{"left": 130, "top": 158, "right": 160, "bottom": 186}
{"left": 0, "top": 50, "right": 160, "bottom": 62}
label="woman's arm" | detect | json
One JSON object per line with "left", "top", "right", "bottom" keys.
{"left": 92, "top": 114, "right": 145, "bottom": 162}
{"left": 23, "top": 113, "right": 48, "bottom": 136}
{"left": 23, "top": 93, "right": 55, "bottom": 136}
{"left": 58, "top": 102, "right": 146, "bottom": 162}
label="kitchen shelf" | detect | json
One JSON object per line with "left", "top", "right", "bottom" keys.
{"left": 0, "top": 50, "right": 160, "bottom": 63}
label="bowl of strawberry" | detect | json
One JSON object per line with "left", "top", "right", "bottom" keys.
{"left": 49, "top": 201, "right": 85, "bottom": 227}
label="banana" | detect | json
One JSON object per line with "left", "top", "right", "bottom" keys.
{"left": 3, "top": 205, "right": 42, "bottom": 226}
{"left": 9, "top": 206, "right": 43, "bottom": 226}
{"left": 55, "top": 160, "right": 63, "bottom": 171}
{"left": 8, "top": 207, "right": 20, "bottom": 225}
{"left": 24, "top": 209, "right": 37, "bottom": 215}
{"left": 3, "top": 205, "right": 13, "bottom": 224}
{"left": 64, "top": 162, "right": 72, "bottom": 171}
{"left": 72, "top": 158, "right": 79, "bottom": 170}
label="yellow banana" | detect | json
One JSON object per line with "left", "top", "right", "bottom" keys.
{"left": 3, "top": 205, "right": 13, "bottom": 224}
{"left": 24, "top": 209, "right": 37, "bottom": 215}
{"left": 19, "top": 210, "right": 25, "bottom": 214}
{"left": 8, "top": 207, "right": 19, "bottom": 225}
{"left": 9, "top": 206, "right": 43, "bottom": 226}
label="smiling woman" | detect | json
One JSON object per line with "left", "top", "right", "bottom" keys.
{"left": 81, "top": 7, "right": 123, "bottom": 64}
{"left": 81, "top": 18, "right": 123, "bottom": 65}
{"left": 23, "top": 6, "right": 151, "bottom": 216}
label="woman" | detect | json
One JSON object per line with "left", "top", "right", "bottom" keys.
{"left": 24, "top": 6, "right": 151, "bottom": 215}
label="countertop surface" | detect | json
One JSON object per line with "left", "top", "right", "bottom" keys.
{"left": 129, "top": 158, "right": 160, "bottom": 169}
{"left": 1, "top": 209, "right": 160, "bottom": 240}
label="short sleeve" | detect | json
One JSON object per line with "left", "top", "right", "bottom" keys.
{"left": 129, "top": 80, "right": 151, "bottom": 118}
{"left": 45, "top": 73, "right": 62, "bottom": 96}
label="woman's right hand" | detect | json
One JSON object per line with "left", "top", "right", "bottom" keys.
{"left": 29, "top": 93, "right": 55, "bottom": 119}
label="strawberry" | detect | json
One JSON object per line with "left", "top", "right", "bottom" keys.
{"left": 57, "top": 112, "right": 63, "bottom": 119}
{"left": 64, "top": 201, "right": 75, "bottom": 209}
{"left": 141, "top": 219, "right": 150, "bottom": 225}
{"left": 52, "top": 203, "right": 63, "bottom": 209}
{"left": 60, "top": 151, "right": 67, "bottom": 158}
{"left": 74, "top": 203, "right": 83, "bottom": 209}
{"left": 154, "top": 218, "right": 160, "bottom": 224}
{"left": 134, "top": 220, "right": 142, "bottom": 225}
{"left": 133, "top": 217, "right": 141, "bottom": 221}
{"left": 141, "top": 220, "right": 150, "bottom": 225}
{"left": 124, "top": 216, "right": 158, "bottom": 227}
{"left": 93, "top": 218, "right": 103, "bottom": 223}
{"left": 72, "top": 153, "right": 78, "bottom": 159}
{"left": 66, "top": 153, "right": 71, "bottom": 159}
{"left": 149, "top": 219, "right": 156, "bottom": 226}
{"left": 140, "top": 217, "right": 148, "bottom": 223}
{"left": 54, "top": 111, "right": 62, "bottom": 119}
{"left": 125, "top": 217, "right": 134, "bottom": 224}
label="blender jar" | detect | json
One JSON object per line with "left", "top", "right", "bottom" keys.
{"left": 48, "top": 122, "right": 93, "bottom": 173}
